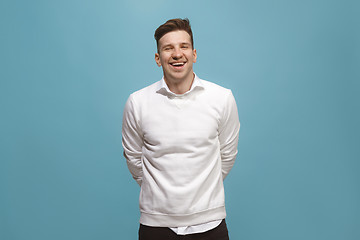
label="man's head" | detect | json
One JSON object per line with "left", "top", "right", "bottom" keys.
{"left": 154, "top": 18, "right": 197, "bottom": 86}
{"left": 154, "top": 18, "right": 194, "bottom": 53}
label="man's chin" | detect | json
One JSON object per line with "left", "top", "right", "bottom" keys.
{"left": 165, "top": 71, "right": 193, "bottom": 82}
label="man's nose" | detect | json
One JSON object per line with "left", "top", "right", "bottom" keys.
{"left": 172, "top": 47, "right": 182, "bottom": 59}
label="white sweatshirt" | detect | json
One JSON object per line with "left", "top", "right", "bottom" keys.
{"left": 122, "top": 74, "right": 240, "bottom": 227}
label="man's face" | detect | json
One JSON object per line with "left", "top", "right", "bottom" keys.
{"left": 155, "top": 30, "right": 197, "bottom": 83}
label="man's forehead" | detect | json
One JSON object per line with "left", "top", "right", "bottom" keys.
{"left": 159, "top": 30, "right": 192, "bottom": 46}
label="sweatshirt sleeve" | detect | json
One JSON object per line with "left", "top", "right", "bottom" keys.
{"left": 122, "top": 95, "right": 143, "bottom": 186}
{"left": 218, "top": 90, "right": 240, "bottom": 180}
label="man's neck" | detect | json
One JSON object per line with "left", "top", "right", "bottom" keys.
{"left": 164, "top": 73, "right": 195, "bottom": 95}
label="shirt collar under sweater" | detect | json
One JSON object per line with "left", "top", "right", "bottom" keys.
{"left": 156, "top": 73, "right": 204, "bottom": 97}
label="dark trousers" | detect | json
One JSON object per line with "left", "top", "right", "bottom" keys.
{"left": 139, "top": 219, "right": 229, "bottom": 240}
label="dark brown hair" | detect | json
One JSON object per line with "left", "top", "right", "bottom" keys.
{"left": 154, "top": 18, "right": 194, "bottom": 52}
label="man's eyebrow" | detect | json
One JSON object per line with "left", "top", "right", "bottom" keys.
{"left": 161, "top": 44, "right": 173, "bottom": 49}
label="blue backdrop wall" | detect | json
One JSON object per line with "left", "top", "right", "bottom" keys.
{"left": 1, "top": 0, "right": 359, "bottom": 239}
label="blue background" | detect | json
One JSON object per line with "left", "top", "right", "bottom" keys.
{"left": 1, "top": 0, "right": 359, "bottom": 239}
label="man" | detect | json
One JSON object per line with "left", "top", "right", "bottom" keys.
{"left": 122, "top": 18, "right": 240, "bottom": 240}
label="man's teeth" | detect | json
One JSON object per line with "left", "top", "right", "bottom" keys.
{"left": 171, "top": 63, "right": 185, "bottom": 66}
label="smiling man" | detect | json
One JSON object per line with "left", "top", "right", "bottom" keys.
{"left": 122, "top": 18, "right": 240, "bottom": 240}
{"left": 154, "top": 29, "right": 196, "bottom": 94}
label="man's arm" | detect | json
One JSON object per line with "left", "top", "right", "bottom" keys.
{"left": 122, "top": 95, "right": 143, "bottom": 186}
{"left": 218, "top": 90, "right": 240, "bottom": 180}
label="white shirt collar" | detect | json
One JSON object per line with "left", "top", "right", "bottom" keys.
{"left": 156, "top": 73, "right": 204, "bottom": 97}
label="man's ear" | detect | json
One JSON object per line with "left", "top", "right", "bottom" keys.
{"left": 155, "top": 53, "right": 161, "bottom": 67}
{"left": 193, "top": 49, "right": 197, "bottom": 63}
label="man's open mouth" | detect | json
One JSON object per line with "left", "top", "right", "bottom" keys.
{"left": 170, "top": 62, "right": 186, "bottom": 68}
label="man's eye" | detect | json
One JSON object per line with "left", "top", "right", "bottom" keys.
{"left": 181, "top": 46, "right": 188, "bottom": 49}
